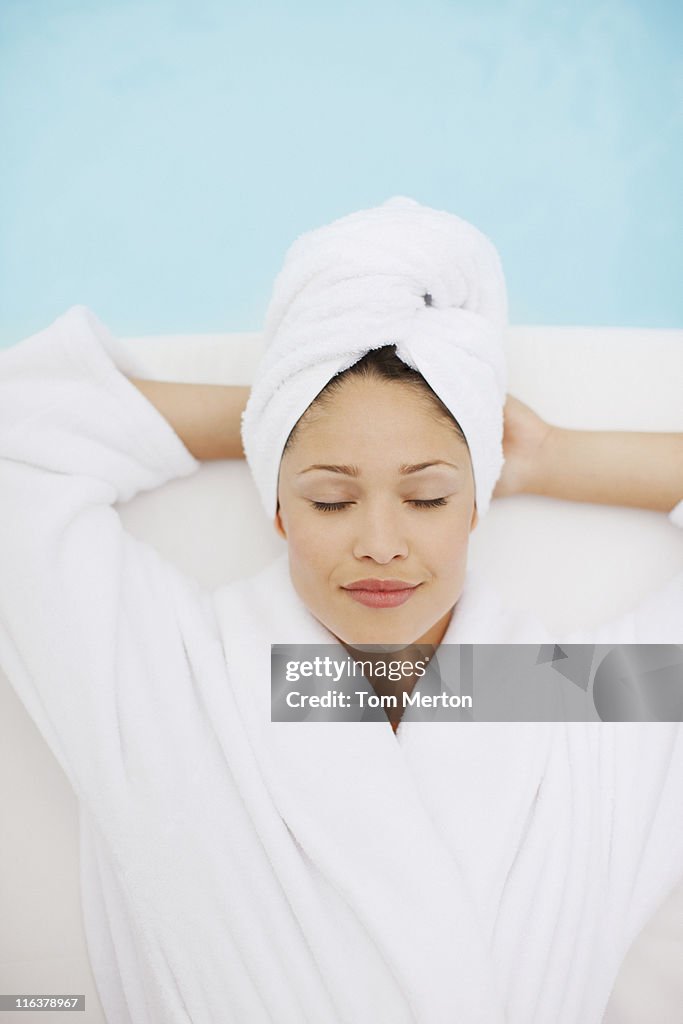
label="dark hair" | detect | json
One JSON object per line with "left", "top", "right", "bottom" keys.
{"left": 282, "top": 344, "right": 469, "bottom": 455}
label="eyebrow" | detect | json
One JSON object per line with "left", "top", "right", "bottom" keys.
{"left": 297, "top": 460, "right": 461, "bottom": 477}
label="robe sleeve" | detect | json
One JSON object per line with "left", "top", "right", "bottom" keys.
{"left": 535, "top": 502, "right": 683, "bottom": 957}
{"left": 0, "top": 305, "right": 221, "bottom": 813}
{"left": 556, "top": 502, "right": 683, "bottom": 958}
{"left": 608, "top": 723, "right": 683, "bottom": 958}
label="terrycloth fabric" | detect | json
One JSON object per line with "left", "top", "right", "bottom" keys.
{"left": 241, "top": 196, "right": 508, "bottom": 521}
{"left": 1, "top": 306, "right": 683, "bottom": 1024}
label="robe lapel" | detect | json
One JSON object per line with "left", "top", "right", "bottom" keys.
{"left": 396, "top": 577, "right": 604, "bottom": 1021}
{"left": 397, "top": 575, "right": 562, "bottom": 940}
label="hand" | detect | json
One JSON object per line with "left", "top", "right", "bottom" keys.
{"left": 492, "top": 395, "right": 555, "bottom": 499}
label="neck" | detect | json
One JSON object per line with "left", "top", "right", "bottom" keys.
{"left": 336, "top": 604, "right": 455, "bottom": 715}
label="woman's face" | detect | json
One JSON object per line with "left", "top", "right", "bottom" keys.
{"left": 275, "top": 376, "right": 478, "bottom": 648}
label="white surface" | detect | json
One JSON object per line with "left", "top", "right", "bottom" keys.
{"left": 0, "top": 322, "right": 682, "bottom": 1023}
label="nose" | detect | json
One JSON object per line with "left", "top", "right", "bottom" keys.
{"left": 351, "top": 501, "right": 410, "bottom": 564}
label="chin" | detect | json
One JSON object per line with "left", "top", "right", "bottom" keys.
{"left": 336, "top": 618, "right": 426, "bottom": 649}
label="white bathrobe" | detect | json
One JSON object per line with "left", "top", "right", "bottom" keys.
{"left": 1, "top": 306, "right": 682, "bottom": 1024}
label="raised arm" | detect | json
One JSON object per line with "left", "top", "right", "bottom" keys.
{"left": 129, "top": 379, "right": 250, "bottom": 461}
{"left": 493, "top": 398, "right": 683, "bottom": 953}
{"left": 492, "top": 394, "right": 683, "bottom": 642}
{"left": 529, "top": 425, "right": 683, "bottom": 513}
{"left": 0, "top": 306, "right": 228, "bottom": 813}
{"left": 494, "top": 394, "right": 683, "bottom": 513}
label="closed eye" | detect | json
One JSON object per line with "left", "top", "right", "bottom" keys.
{"left": 310, "top": 497, "right": 450, "bottom": 512}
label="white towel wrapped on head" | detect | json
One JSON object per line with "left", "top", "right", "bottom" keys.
{"left": 242, "top": 195, "right": 509, "bottom": 521}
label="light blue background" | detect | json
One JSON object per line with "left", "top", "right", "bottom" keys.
{"left": 1, "top": 0, "right": 681, "bottom": 347}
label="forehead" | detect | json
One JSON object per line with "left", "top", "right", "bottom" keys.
{"left": 296, "top": 376, "right": 460, "bottom": 439}
{"left": 283, "top": 377, "right": 469, "bottom": 473}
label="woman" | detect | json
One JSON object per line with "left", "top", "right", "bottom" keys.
{"left": 0, "top": 197, "right": 682, "bottom": 1024}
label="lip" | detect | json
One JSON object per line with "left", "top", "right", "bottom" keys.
{"left": 341, "top": 579, "right": 422, "bottom": 609}
{"left": 344, "top": 579, "right": 419, "bottom": 592}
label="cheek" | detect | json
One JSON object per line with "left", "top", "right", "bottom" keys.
{"left": 285, "top": 518, "right": 331, "bottom": 576}
{"left": 427, "top": 513, "right": 472, "bottom": 574}
{"left": 433, "top": 507, "right": 472, "bottom": 543}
